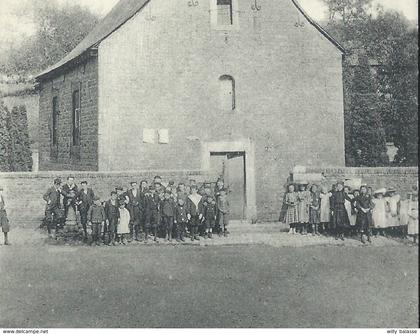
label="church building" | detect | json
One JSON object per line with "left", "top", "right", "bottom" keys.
{"left": 36, "top": 0, "right": 345, "bottom": 221}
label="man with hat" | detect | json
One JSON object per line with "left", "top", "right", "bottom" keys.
{"left": 126, "top": 181, "right": 143, "bottom": 241}
{"left": 61, "top": 176, "right": 79, "bottom": 220}
{"left": 42, "top": 178, "right": 64, "bottom": 238}
{"left": 0, "top": 186, "right": 11, "bottom": 245}
{"left": 76, "top": 181, "right": 95, "bottom": 241}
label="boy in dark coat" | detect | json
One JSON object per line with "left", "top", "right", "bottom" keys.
{"left": 204, "top": 196, "right": 217, "bottom": 238}
{"left": 43, "top": 178, "right": 64, "bottom": 238}
{"left": 175, "top": 196, "right": 188, "bottom": 242}
{"left": 144, "top": 186, "right": 161, "bottom": 242}
{"left": 126, "top": 181, "right": 143, "bottom": 241}
{"left": 87, "top": 196, "right": 106, "bottom": 246}
{"left": 161, "top": 190, "right": 176, "bottom": 242}
{"left": 76, "top": 181, "right": 95, "bottom": 241}
{"left": 105, "top": 191, "right": 120, "bottom": 246}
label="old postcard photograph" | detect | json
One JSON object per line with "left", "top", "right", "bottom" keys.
{"left": 0, "top": 0, "right": 418, "bottom": 331}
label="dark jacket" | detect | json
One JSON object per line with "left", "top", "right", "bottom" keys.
{"left": 105, "top": 199, "right": 120, "bottom": 222}
{"left": 87, "top": 204, "right": 106, "bottom": 223}
{"left": 175, "top": 204, "right": 188, "bottom": 223}
{"left": 77, "top": 188, "right": 95, "bottom": 212}
{"left": 161, "top": 198, "right": 176, "bottom": 217}
{"left": 355, "top": 194, "right": 373, "bottom": 228}
{"left": 145, "top": 193, "right": 160, "bottom": 217}
{"left": 186, "top": 194, "right": 204, "bottom": 217}
{"left": 43, "top": 186, "right": 62, "bottom": 210}
{"left": 204, "top": 202, "right": 217, "bottom": 221}
{"left": 61, "top": 184, "right": 78, "bottom": 205}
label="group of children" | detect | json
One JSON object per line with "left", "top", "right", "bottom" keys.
{"left": 284, "top": 181, "right": 419, "bottom": 244}
{"left": 42, "top": 176, "right": 230, "bottom": 246}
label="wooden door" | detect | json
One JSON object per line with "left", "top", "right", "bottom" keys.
{"left": 226, "top": 152, "right": 246, "bottom": 220}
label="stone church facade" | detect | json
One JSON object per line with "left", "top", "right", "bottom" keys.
{"left": 36, "top": 0, "right": 345, "bottom": 221}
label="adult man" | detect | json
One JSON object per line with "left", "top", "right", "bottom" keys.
{"left": 126, "top": 181, "right": 143, "bottom": 241}
{"left": 43, "top": 178, "right": 64, "bottom": 238}
{"left": 76, "top": 181, "right": 95, "bottom": 241}
{"left": 61, "top": 176, "right": 78, "bottom": 220}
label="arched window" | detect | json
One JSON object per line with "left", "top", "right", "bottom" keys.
{"left": 219, "top": 75, "right": 235, "bottom": 111}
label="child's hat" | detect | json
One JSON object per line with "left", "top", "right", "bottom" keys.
{"left": 115, "top": 186, "right": 123, "bottom": 191}
{"left": 386, "top": 187, "right": 396, "bottom": 193}
{"left": 54, "top": 178, "right": 62, "bottom": 185}
{"left": 374, "top": 188, "right": 386, "bottom": 195}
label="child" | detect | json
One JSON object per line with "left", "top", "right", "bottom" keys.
{"left": 144, "top": 186, "right": 160, "bottom": 242}
{"left": 161, "top": 190, "right": 176, "bottom": 242}
{"left": 117, "top": 200, "right": 131, "bottom": 245}
{"left": 407, "top": 192, "right": 418, "bottom": 243}
{"left": 186, "top": 185, "right": 204, "bottom": 241}
{"left": 319, "top": 185, "right": 332, "bottom": 235}
{"left": 355, "top": 185, "right": 373, "bottom": 244}
{"left": 175, "top": 197, "right": 188, "bottom": 242}
{"left": 385, "top": 188, "right": 401, "bottom": 237}
{"left": 331, "top": 182, "right": 350, "bottom": 240}
{"left": 372, "top": 189, "right": 387, "bottom": 236}
{"left": 105, "top": 191, "right": 120, "bottom": 246}
{"left": 216, "top": 188, "right": 230, "bottom": 237}
{"left": 399, "top": 192, "right": 411, "bottom": 239}
{"left": 87, "top": 196, "right": 106, "bottom": 246}
{"left": 0, "top": 186, "right": 11, "bottom": 245}
{"left": 204, "top": 196, "right": 217, "bottom": 238}
{"left": 344, "top": 186, "right": 356, "bottom": 233}
{"left": 309, "top": 184, "right": 320, "bottom": 236}
{"left": 297, "top": 182, "right": 311, "bottom": 235}
{"left": 285, "top": 184, "right": 299, "bottom": 234}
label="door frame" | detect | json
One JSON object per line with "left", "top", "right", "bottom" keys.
{"left": 201, "top": 139, "right": 257, "bottom": 221}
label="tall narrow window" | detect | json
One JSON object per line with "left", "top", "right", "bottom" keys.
{"left": 72, "top": 89, "right": 81, "bottom": 146}
{"left": 219, "top": 75, "right": 235, "bottom": 111}
{"left": 217, "top": 0, "right": 233, "bottom": 25}
{"left": 52, "top": 97, "right": 59, "bottom": 146}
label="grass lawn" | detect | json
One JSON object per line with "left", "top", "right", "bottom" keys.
{"left": 0, "top": 241, "right": 418, "bottom": 328}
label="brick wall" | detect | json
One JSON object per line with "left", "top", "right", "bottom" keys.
{"left": 38, "top": 57, "right": 98, "bottom": 171}
{"left": 292, "top": 166, "right": 418, "bottom": 195}
{"left": 0, "top": 170, "right": 206, "bottom": 225}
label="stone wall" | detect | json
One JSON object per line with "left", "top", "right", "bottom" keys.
{"left": 38, "top": 57, "right": 98, "bottom": 171}
{"left": 0, "top": 170, "right": 205, "bottom": 225}
{"left": 292, "top": 166, "right": 418, "bottom": 195}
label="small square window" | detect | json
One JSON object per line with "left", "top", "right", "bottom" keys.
{"left": 143, "top": 129, "right": 155, "bottom": 144}
{"left": 158, "top": 129, "right": 169, "bottom": 144}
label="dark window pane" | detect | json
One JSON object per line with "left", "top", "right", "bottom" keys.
{"left": 217, "top": 0, "right": 233, "bottom": 25}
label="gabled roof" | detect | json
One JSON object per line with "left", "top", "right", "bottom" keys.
{"left": 291, "top": 0, "right": 345, "bottom": 53}
{"left": 36, "top": 0, "right": 150, "bottom": 80}
{"left": 36, "top": 0, "right": 344, "bottom": 81}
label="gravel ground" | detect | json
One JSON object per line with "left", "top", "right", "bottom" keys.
{"left": 0, "top": 226, "right": 418, "bottom": 328}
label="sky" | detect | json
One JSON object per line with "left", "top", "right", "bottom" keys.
{"left": 0, "top": 0, "right": 418, "bottom": 53}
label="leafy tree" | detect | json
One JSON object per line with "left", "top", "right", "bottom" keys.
{"left": 0, "top": 0, "right": 98, "bottom": 77}
{"left": 322, "top": 0, "right": 418, "bottom": 166}
{"left": 0, "top": 101, "right": 12, "bottom": 172}
{"left": 346, "top": 54, "right": 388, "bottom": 166}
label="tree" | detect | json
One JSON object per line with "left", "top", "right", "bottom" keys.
{"left": 0, "top": 0, "right": 98, "bottom": 77}
{"left": 8, "top": 106, "right": 33, "bottom": 171}
{"left": 346, "top": 54, "right": 388, "bottom": 166}
{"left": 0, "top": 101, "right": 12, "bottom": 172}
{"left": 323, "top": 0, "right": 418, "bottom": 166}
